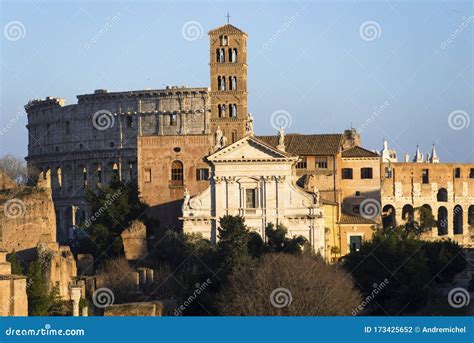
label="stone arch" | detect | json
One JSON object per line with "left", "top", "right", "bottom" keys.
{"left": 453, "top": 205, "right": 463, "bottom": 235}
{"left": 62, "top": 165, "right": 72, "bottom": 192}
{"left": 402, "top": 204, "right": 414, "bottom": 222}
{"left": 382, "top": 204, "right": 396, "bottom": 228}
{"left": 437, "top": 188, "right": 448, "bottom": 202}
{"left": 437, "top": 206, "right": 448, "bottom": 236}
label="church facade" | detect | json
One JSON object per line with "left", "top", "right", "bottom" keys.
{"left": 180, "top": 135, "right": 325, "bottom": 254}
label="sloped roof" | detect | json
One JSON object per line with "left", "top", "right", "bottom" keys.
{"left": 257, "top": 134, "right": 343, "bottom": 156}
{"left": 208, "top": 24, "right": 245, "bottom": 35}
{"left": 338, "top": 213, "right": 377, "bottom": 225}
{"left": 342, "top": 146, "right": 380, "bottom": 158}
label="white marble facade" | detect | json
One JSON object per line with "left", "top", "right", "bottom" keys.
{"left": 180, "top": 136, "right": 325, "bottom": 256}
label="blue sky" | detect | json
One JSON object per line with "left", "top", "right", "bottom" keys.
{"left": 1, "top": 0, "right": 472, "bottom": 162}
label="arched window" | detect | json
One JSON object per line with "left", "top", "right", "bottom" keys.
{"left": 56, "top": 167, "right": 62, "bottom": 188}
{"left": 216, "top": 48, "right": 220, "bottom": 63}
{"left": 171, "top": 160, "right": 184, "bottom": 187}
{"left": 231, "top": 104, "right": 237, "bottom": 118}
{"left": 453, "top": 205, "right": 463, "bottom": 235}
{"left": 231, "top": 130, "right": 237, "bottom": 143}
{"left": 382, "top": 205, "right": 396, "bottom": 229}
{"left": 229, "top": 76, "right": 237, "bottom": 90}
{"left": 402, "top": 204, "right": 414, "bottom": 222}
{"left": 218, "top": 104, "right": 226, "bottom": 118}
{"left": 219, "top": 49, "right": 225, "bottom": 63}
{"left": 221, "top": 77, "right": 226, "bottom": 91}
{"left": 232, "top": 48, "right": 237, "bottom": 63}
{"left": 217, "top": 76, "right": 221, "bottom": 89}
{"left": 437, "top": 206, "right": 448, "bottom": 236}
{"left": 437, "top": 188, "right": 448, "bottom": 202}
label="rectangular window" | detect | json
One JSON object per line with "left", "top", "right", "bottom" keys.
{"left": 454, "top": 168, "right": 461, "bottom": 178}
{"left": 349, "top": 235, "right": 362, "bottom": 253}
{"left": 245, "top": 188, "right": 257, "bottom": 208}
{"left": 422, "top": 169, "right": 429, "bottom": 184}
{"left": 384, "top": 167, "right": 392, "bottom": 178}
{"left": 361, "top": 167, "right": 373, "bottom": 179}
{"left": 170, "top": 114, "right": 177, "bottom": 125}
{"left": 196, "top": 168, "right": 209, "bottom": 181}
{"left": 342, "top": 168, "right": 353, "bottom": 180}
{"left": 470, "top": 168, "right": 474, "bottom": 178}
{"left": 315, "top": 156, "right": 328, "bottom": 169}
{"left": 296, "top": 157, "right": 307, "bottom": 169}
{"left": 144, "top": 168, "right": 151, "bottom": 183}
{"left": 231, "top": 131, "right": 237, "bottom": 143}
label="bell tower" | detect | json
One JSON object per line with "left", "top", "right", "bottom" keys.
{"left": 208, "top": 23, "right": 248, "bottom": 143}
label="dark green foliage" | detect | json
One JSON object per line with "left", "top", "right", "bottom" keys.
{"left": 344, "top": 228, "right": 431, "bottom": 314}
{"left": 344, "top": 227, "right": 467, "bottom": 315}
{"left": 77, "top": 174, "right": 148, "bottom": 266}
{"left": 217, "top": 215, "right": 253, "bottom": 275}
{"left": 265, "top": 223, "right": 307, "bottom": 254}
{"left": 423, "top": 240, "right": 466, "bottom": 283}
{"left": 26, "top": 257, "right": 63, "bottom": 316}
{"left": 404, "top": 206, "right": 437, "bottom": 235}
{"left": 8, "top": 251, "right": 24, "bottom": 275}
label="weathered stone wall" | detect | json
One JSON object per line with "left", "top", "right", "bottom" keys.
{"left": 25, "top": 87, "right": 210, "bottom": 242}
{"left": 0, "top": 171, "right": 16, "bottom": 190}
{"left": 381, "top": 162, "right": 474, "bottom": 244}
{"left": 0, "top": 250, "right": 28, "bottom": 316}
{"left": 138, "top": 135, "right": 213, "bottom": 229}
{"left": 0, "top": 187, "right": 56, "bottom": 256}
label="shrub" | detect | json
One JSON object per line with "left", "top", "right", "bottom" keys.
{"left": 218, "top": 253, "right": 361, "bottom": 315}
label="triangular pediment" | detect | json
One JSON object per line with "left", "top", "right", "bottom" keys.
{"left": 208, "top": 136, "right": 296, "bottom": 162}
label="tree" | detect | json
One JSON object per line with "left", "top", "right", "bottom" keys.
{"left": 217, "top": 215, "right": 254, "bottom": 276}
{"left": 77, "top": 174, "right": 148, "bottom": 266}
{"left": 218, "top": 253, "right": 361, "bottom": 315}
{"left": 344, "top": 227, "right": 432, "bottom": 314}
{"left": 265, "top": 223, "right": 307, "bottom": 254}
{"left": 99, "top": 257, "right": 137, "bottom": 304}
{"left": 26, "top": 257, "right": 62, "bottom": 316}
{"left": 423, "top": 240, "right": 466, "bottom": 283}
{"left": 0, "top": 154, "right": 27, "bottom": 184}
{"left": 404, "top": 206, "right": 437, "bottom": 235}
{"left": 8, "top": 251, "right": 24, "bottom": 275}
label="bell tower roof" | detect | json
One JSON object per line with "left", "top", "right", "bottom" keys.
{"left": 208, "top": 24, "right": 246, "bottom": 35}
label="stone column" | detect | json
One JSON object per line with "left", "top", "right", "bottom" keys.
{"left": 70, "top": 286, "right": 82, "bottom": 317}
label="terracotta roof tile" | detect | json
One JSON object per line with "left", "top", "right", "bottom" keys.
{"left": 342, "top": 146, "right": 380, "bottom": 158}
{"left": 338, "top": 213, "right": 377, "bottom": 225}
{"left": 257, "top": 134, "right": 342, "bottom": 156}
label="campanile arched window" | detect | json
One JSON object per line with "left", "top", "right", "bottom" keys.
{"left": 171, "top": 160, "right": 184, "bottom": 186}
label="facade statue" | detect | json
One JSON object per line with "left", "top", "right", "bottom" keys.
{"left": 246, "top": 112, "right": 254, "bottom": 136}
{"left": 312, "top": 186, "right": 320, "bottom": 206}
{"left": 182, "top": 187, "right": 191, "bottom": 213}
